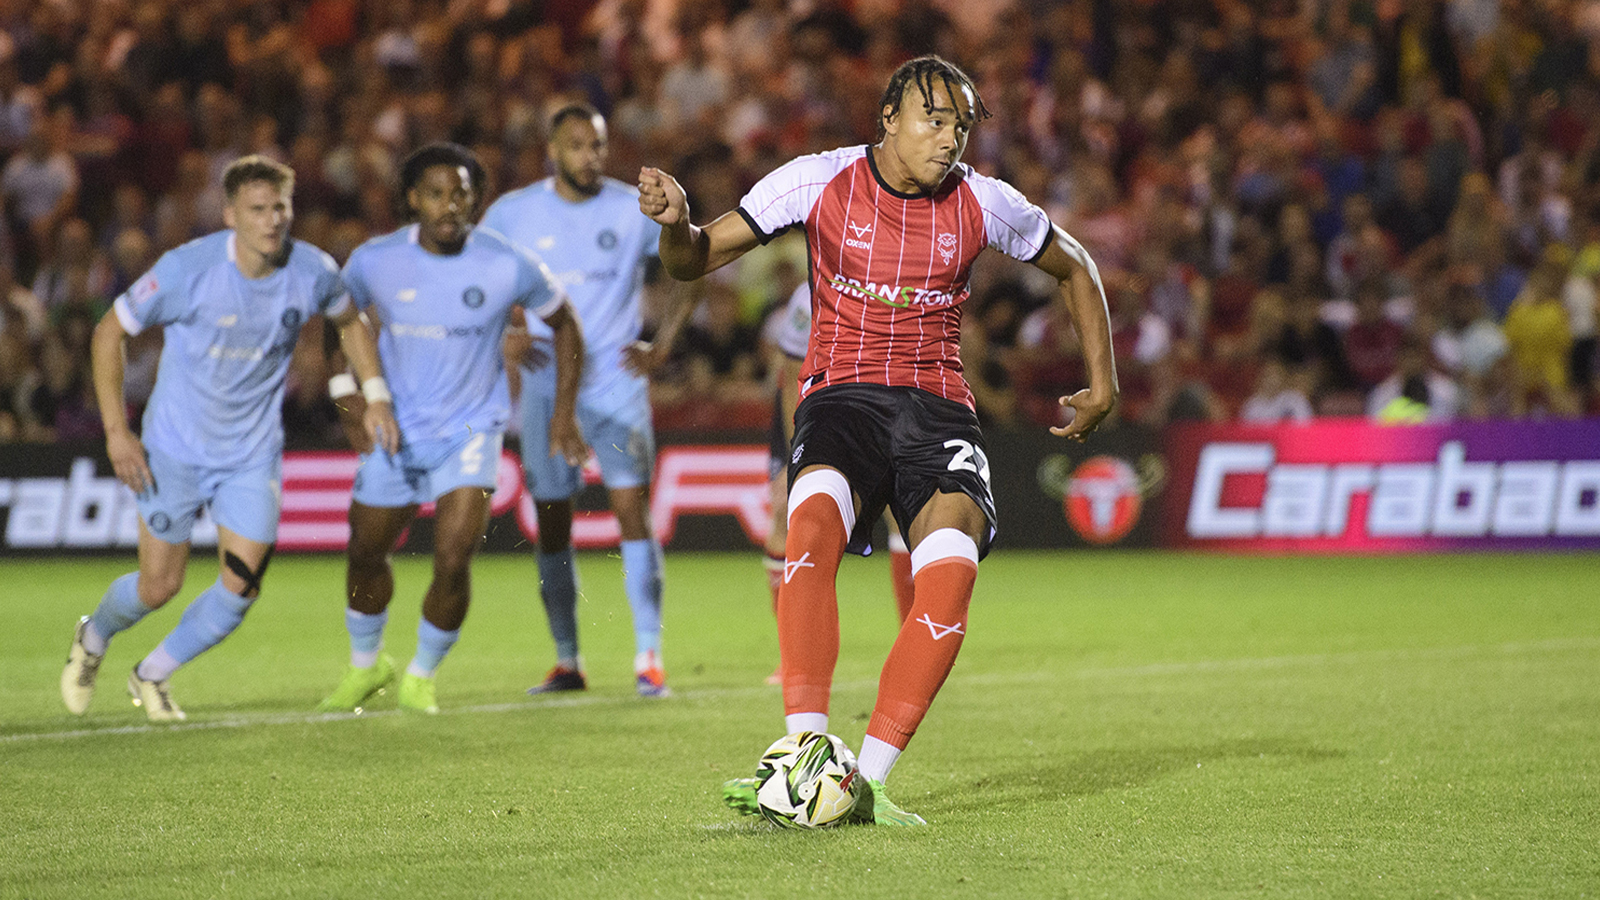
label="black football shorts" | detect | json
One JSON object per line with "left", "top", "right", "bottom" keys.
{"left": 787, "top": 383, "right": 997, "bottom": 558}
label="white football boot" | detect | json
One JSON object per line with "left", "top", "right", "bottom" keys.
{"left": 127, "top": 667, "right": 187, "bottom": 722}
{"left": 61, "top": 617, "right": 105, "bottom": 715}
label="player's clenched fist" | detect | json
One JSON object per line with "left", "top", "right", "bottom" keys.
{"left": 637, "top": 167, "right": 687, "bottom": 226}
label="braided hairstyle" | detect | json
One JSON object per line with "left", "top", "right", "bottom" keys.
{"left": 399, "top": 141, "right": 487, "bottom": 219}
{"left": 875, "top": 55, "right": 991, "bottom": 141}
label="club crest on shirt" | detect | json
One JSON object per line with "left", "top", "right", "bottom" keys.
{"left": 281, "top": 308, "right": 303, "bottom": 330}
{"left": 462, "top": 286, "right": 486, "bottom": 308}
{"left": 936, "top": 232, "right": 958, "bottom": 264}
{"left": 597, "top": 229, "right": 618, "bottom": 250}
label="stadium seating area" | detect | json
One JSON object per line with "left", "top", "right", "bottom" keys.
{"left": 1, "top": 0, "right": 1597, "bottom": 444}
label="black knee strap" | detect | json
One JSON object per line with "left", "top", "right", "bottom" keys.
{"left": 225, "top": 545, "right": 275, "bottom": 597}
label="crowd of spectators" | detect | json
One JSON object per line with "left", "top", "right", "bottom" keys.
{"left": 1, "top": 0, "right": 1598, "bottom": 445}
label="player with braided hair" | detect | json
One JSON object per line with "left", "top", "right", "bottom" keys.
{"left": 640, "top": 55, "right": 1117, "bottom": 824}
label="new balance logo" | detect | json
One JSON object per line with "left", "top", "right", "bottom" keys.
{"left": 784, "top": 552, "right": 815, "bottom": 583}
{"left": 916, "top": 614, "right": 965, "bottom": 640}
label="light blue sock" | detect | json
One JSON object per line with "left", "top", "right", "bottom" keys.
{"left": 536, "top": 548, "right": 580, "bottom": 663}
{"left": 409, "top": 619, "right": 460, "bottom": 677}
{"left": 620, "top": 538, "right": 663, "bottom": 656}
{"left": 140, "top": 580, "right": 251, "bottom": 680}
{"left": 345, "top": 609, "right": 387, "bottom": 667}
{"left": 87, "top": 573, "right": 149, "bottom": 653}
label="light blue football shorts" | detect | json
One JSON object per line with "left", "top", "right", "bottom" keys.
{"left": 353, "top": 431, "right": 504, "bottom": 508}
{"left": 137, "top": 445, "right": 281, "bottom": 545}
{"left": 519, "top": 385, "right": 655, "bottom": 501}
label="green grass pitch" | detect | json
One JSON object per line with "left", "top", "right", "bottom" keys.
{"left": 3, "top": 550, "right": 1598, "bottom": 899}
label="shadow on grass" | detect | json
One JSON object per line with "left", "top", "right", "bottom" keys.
{"left": 929, "top": 738, "right": 1344, "bottom": 815}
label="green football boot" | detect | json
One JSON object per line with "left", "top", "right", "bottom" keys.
{"left": 848, "top": 778, "right": 927, "bottom": 826}
{"left": 397, "top": 671, "right": 439, "bottom": 714}
{"left": 316, "top": 654, "right": 396, "bottom": 712}
{"left": 722, "top": 777, "right": 760, "bottom": 815}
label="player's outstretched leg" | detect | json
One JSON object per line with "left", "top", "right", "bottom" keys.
{"left": 130, "top": 578, "right": 254, "bottom": 721}
{"left": 776, "top": 468, "right": 852, "bottom": 734}
{"left": 62, "top": 573, "right": 151, "bottom": 714}
{"left": 851, "top": 527, "right": 980, "bottom": 826}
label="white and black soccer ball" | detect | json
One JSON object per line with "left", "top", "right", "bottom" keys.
{"left": 754, "top": 731, "right": 863, "bottom": 828}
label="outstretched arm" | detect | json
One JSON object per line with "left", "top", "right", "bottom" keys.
{"left": 1030, "top": 224, "right": 1119, "bottom": 441}
{"left": 638, "top": 167, "right": 761, "bottom": 281}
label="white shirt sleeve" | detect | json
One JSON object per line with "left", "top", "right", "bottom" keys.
{"left": 737, "top": 148, "right": 862, "bottom": 243}
{"left": 964, "top": 170, "right": 1053, "bottom": 263}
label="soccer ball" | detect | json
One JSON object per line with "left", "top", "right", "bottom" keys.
{"left": 754, "top": 731, "right": 863, "bottom": 828}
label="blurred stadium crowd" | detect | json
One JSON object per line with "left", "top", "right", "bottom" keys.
{"left": 1, "top": 0, "right": 1598, "bottom": 446}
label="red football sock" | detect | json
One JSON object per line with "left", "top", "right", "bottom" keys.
{"left": 889, "top": 548, "right": 914, "bottom": 624}
{"left": 777, "top": 493, "right": 848, "bottom": 717}
{"left": 866, "top": 532, "right": 977, "bottom": 750}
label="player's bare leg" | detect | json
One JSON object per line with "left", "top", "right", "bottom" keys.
{"left": 852, "top": 490, "right": 985, "bottom": 826}
{"left": 320, "top": 502, "right": 416, "bottom": 712}
{"left": 346, "top": 502, "right": 419, "bottom": 615}
{"left": 398, "top": 486, "right": 491, "bottom": 712}
{"left": 63, "top": 519, "right": 190, "bottom": 715}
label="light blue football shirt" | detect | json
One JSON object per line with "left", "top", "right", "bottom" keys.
{"left": 112, "top": 231, "right": 349, "bottom": 468}
{"left": 342, "top": 224, "right": 565, "bottom": 442}
{"left": 480, "top": 176, "right": 660, "bottom": 414}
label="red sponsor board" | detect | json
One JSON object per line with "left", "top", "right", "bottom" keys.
{"left": 281, "top": 446, "right": 773, "bottom": 551}
{"left": 1161, "top": 419, "right": 1600, "bottom": 552}
{"left": 0, "top": 445, "right": 773, "bottom": 553}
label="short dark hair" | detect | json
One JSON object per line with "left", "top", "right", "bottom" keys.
{"left": 876, "top": 55, "right": 990, "bottom": 141}
{"left": 548, "top": 102, "right": 603, "bottom": 139}
{"left": 222, "top": 155, "right": 294, "bottom": 200}
{"left": 399, "top": 142, "right": 486, "bottom": 214}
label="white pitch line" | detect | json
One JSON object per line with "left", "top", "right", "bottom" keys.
{"left": 5, "top": 637, "right": 1596, "bottom": 745}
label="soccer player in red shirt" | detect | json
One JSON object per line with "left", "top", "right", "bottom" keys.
{"left": 640, "top": 55, "right": 1118, "bottom": 825}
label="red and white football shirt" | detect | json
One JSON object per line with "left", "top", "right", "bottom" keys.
{"left": 738, "top": 145, "right": 1052, "bottom": 410}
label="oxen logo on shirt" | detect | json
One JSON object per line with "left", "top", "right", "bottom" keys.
{"left": 462, "top": 286, "right": 486, "bottom": 309}
{"left": 937, "top": 232, "right": 958, "bottom": 264}
{"left": 845, "top": 221, "right": 873, "bottom": 250}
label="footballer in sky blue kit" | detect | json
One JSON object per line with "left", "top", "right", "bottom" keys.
{"left": 317, "top": 142, "right": 587, "bottom": 715}
{"left": 62, "top": 155, "right": 398, "bottom": 722}
{"left": 481, "top": 104, "right": 696, "bottom": 698}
